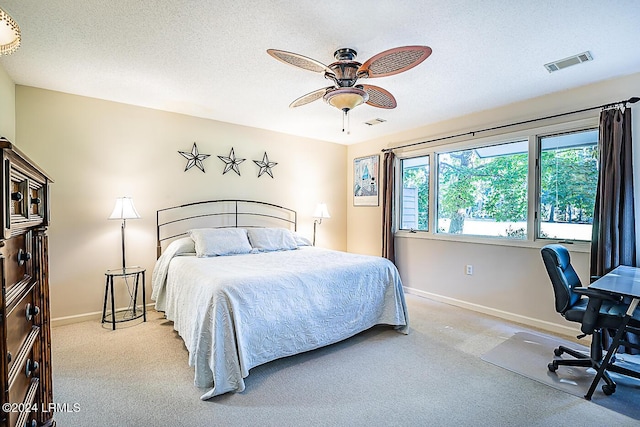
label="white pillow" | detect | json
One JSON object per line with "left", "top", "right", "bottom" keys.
{"left": 247, "top": 228, "right": 298, "bottom": 252}
{"left": 165, "top": 237, "right": 196, "bottom": 256}
{"left": 292, "top": 232, "right": 312, "bottom": 247}
{"left": 189, "top": 228, "right": 252, "bottom": 257}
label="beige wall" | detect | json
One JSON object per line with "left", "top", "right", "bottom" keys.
{"left": 7, "top": 68, "right": 640, "bottom": 333}
{"left": 0, "top": 64, "right": 15, "bottom": 141}
{"left": 347, "top": 72, "right": 640, "bottom": 335}
{"left": 15, "top": 86, "right": 346, "bottom": 322}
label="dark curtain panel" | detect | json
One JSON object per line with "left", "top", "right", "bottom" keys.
{"left": 590, "top": 107, "right": 636, "bottom": 276}
{"left": 382, "top": 151, "right": 395, "bottom": 263}
{"left": 590, "top": 107, "right": 637, "bottom": 354}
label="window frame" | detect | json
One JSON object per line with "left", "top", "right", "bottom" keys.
{"left": 535, "top": 127, "right": 599, "bottom": 242}
{"left": 394, "top": 116, "right": 598, "bottom": 252}
{"left": 399, "top": 154, "right": 431, "bottom": 232}
{"left": 434, "top": 138, "right": 530, "bottom": 240}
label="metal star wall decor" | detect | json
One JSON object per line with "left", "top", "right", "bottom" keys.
{"left": 178, "top": 143, "right": 210, "bottom": 172}
{"left": 253, "top": 152, "right": 278, "bottom": 178}
{"left": 218, "top": 147, "right": 245, "bottom": 176}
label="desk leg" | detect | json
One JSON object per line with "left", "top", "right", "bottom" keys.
{"left": 109, "top": 275, "right": 116, "bottom": 331}
{"left": 142, "top": 270, "right": 146, "bottom": 322}
{"left": 585, "top": 298, "right": 639, "bottom": 400}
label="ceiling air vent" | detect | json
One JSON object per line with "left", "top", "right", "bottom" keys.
{"left": 544, "top": 51, "right": 593, "bottom": 73}
{"left": 364, "top": 118, "right": 387, "bottom": 126}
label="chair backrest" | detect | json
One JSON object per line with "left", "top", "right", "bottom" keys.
{"left": 541, "top": 244, "right": 582, "bottom": 314}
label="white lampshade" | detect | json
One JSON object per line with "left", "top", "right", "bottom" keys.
{"left": 109, "top": 197, "right": 141, "bottom": 220}
{"left": 313, "top": 203, "right": 330, "bottom": 219}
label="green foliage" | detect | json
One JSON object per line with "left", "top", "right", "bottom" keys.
{"left": 402, "top": 134, "right": 598, "bottom": 238}
{"left": 540, "top": 145, "right": 598, "bottom": 223}
{"left": 436, "top": 140, "right": 597, "bottom": 235}
{"left": 438, "top": 146, "right": 528, "bottom": 233}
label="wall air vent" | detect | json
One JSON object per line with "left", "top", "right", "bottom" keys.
{"left": 364, "top": 118, "right": 387, "bottom": 126}
{"left": 544, "top": 51, "right": 593, "bottom": 73}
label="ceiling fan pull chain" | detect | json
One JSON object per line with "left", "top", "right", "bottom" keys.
{"left": 346, "top": 110, "right": 351, "bottom": 135}
{"left": 342, "top": 109, "right": 351, "bottom": 134}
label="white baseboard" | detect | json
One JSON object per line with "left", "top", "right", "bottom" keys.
{"left": 404, "top": 286, "right": 580, "bottom": 338}
{"left": 51, "top": 303, "right": 156, "bottom": 328}
{"left": 54, "top": 290, "right": 577, "bottom": 339}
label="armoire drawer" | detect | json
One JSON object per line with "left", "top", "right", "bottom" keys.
{"left": 2, "top": 233, "right": 33, "bottom": 288}
{"left": 5, "top": 290, "right": 38, "bottom": 373}
{"left": 7, "top": 326, "right": 40, "bottom": 419}
{"left": 7, "top": 346, "right": 40, "bottom": 427}
{"left": 9, "top": 168, "right": 45, "bottom": 229}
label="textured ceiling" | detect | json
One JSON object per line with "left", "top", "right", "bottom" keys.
{"left": 1, "top": 1, "right": 640, "bottom": 144}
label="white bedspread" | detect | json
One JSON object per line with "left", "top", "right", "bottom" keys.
{"left": 152, "top": 246, "right": 408, "bottom": 399}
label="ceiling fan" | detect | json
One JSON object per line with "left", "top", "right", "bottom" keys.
{"left": 266, "top": 45, "right": 432, "bottom": 132}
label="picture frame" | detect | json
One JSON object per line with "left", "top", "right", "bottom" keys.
{"left": 353, "top": 154, "right": 380, "bottom": 206}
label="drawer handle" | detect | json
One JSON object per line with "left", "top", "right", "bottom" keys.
{"left": 25, "top": 359, "right": 39, "bottom": 377}
{"left": 7, "top": 352, "right": 11, "bottom": 363}
{"left": 25, "top": 303, "right": 40, "bottom": 322}
{"left": 17, "top": 249, "right": 31, "bottom": 266}
{"left": 31, "top": 197, "right": 41, "bottom": 205}
{"left": 11, "top": 191, "right": 23, "bottom": 202}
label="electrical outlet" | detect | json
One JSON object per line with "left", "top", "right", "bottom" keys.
{"left": 465, "top": 265, "right": 473, "bottom": 275}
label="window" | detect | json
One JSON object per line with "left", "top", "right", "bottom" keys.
{"left": 396, "top": 119, "right": 599, "bottom": 244}
{"left": 538, "top": 129, "right": 598, "bottom": 241}
{"left": 436, "top": 140, "right": 528, "bottom": 238}
{"left": 400, "top": 155, "right": 429, "bottom": 231}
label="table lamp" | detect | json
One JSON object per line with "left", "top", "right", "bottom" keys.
{"left": 109, "top": 197, "right": 141, "bottom": 270}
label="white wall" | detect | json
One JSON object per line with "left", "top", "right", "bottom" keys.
{"left": 0, "top": 64, "right": 15, "bottom": 141}
{"left": 15, "top": 86, "right": 347, "bottom": 322}
{"left": 347, "top": 72, "right": 640, "bottom": 335}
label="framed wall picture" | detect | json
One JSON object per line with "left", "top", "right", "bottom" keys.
{"left": 353, "top": 154, "right": 380, "bottom": 206}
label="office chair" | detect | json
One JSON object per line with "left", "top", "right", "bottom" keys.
{"left": 541, "top": 244, "right": 640, "bottom": 396}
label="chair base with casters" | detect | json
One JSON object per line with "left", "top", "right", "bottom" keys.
{"left": 541, "top": 244, "right": 640, "bottom": 398}
{"left": 547, "top": 330, "right": 618, "bottom": 395}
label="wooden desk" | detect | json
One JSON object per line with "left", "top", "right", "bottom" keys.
{"left": 586, "top": 265, "right": 640, "bottom": 400}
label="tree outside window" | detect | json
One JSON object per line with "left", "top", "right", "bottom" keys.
{"left": 437, "top": 140, "right": 528, "bottom": 238}
{"left": 401, "top": 156, "right": 429, "bottom": 231}
{"left": 539, "top": 129, "right": 598, "bottom": 240}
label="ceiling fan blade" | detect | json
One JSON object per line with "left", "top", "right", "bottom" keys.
{"left": 358, "top": 46, "right": 432, "bottom": 78}
{"left": 289, "top": 87, "right": 332, "bottom": 108}
{"left": 267, "top": 49, "right": 334, "bottom": 75}
{"left": 362, "top": 85, "right": 397, "bottom": 109}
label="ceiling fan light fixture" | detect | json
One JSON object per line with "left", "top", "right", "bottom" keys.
{"left": 0, "top": 7, "right": 20, "bottom": 56}
{"left": 323, "top": 87, "right": 369, "bottom": 112}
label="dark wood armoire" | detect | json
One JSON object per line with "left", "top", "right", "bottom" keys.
{"left": 0, "top": 138, "right": 54, "bottom": 427}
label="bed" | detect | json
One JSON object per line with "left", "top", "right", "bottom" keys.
{"left": 151, "top": 200, "right": 408, "bottom": 399}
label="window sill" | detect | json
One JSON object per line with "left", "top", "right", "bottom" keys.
{"left": 394, "top": 230, "right": 592, "bottom": 253}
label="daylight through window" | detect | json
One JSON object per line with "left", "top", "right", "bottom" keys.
{"left": 396, "top": 122, "right": 599, "bottom": 244}
{"left": 538, "top": 129, "right": 598, "bottom": 241}
{"left": 400, "top": 156, "right": 429, "bottom": 231}
{"left": 437, "top": 140, "right": 528, "bottom": 238}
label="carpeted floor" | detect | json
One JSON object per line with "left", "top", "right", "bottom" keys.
{"left": 50, "top": 294, "right": 639, "bottom": 426}
{"left": 481, "top": 331, "right": 640, "bottom": 420}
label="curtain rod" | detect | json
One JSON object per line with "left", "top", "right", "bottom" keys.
{"left": 381, "top": 96, "right": 640, "bottom": 153}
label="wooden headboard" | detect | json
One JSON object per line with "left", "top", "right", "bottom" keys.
{"left": 156, "top": 199, "right": 297, "bottom": 257}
